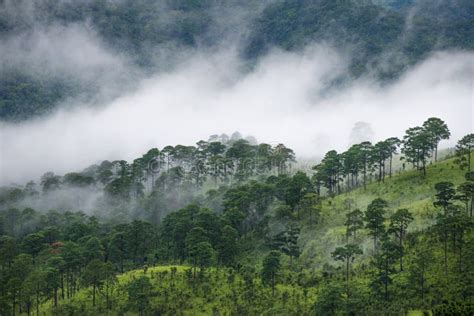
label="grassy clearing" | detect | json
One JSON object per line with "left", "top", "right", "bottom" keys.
{"left": 43, "top": 265, "right": 317, "bottom": 315}
{"left": 299, "top": 157, "right": 470, "bottom": 267}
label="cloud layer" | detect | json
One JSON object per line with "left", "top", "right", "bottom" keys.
{"left": 1, "top": 46, "right": 473, "bottom": 185}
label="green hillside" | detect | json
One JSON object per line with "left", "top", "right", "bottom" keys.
{"left": 42, "top": 265, "right": 317, "bottom": 315}
{"left": 298, "top": 155, "right": 469, "bottom": 268}
{"left": 31, "top": 156, "right": 474, "bottom": 315}
{"left": 0, "top": 123, "right": 473, "bottom": 315}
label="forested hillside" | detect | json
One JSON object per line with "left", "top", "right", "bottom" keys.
{"left": 0, "top": 118, "right": 473, "bottom": 315}
{"left": 1, "top": 0, "right": 473, "bottom": 121}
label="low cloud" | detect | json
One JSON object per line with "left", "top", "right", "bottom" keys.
{"left": 1, "top": 46, "right": 473, "bottom": 185}
{"left": 0, "top": 22, "right": 141, "bottom": 100}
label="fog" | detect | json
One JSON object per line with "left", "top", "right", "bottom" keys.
{"left": 0, "top": 22, "right": 143, "bottom": 105}
{"left": 1, "top": 43, "right": 472, "bottom": 185}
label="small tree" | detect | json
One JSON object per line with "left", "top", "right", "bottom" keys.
{"left": 433, "top": 182, "right": 456, "bottom": 275}
{"left": 127, "top": 276, "right": 153, "bottom": 316}
{"left": 331, "top": 244, "right": 362, "bottom": 289}
{"left": 195, "top": 242, "right": 215, "bottom": 272}
{"left": 299, "top": 193, "right": 321, "bottom": 225}
{"left": 364, "top": 198, "right": 388, "bottom": 253}
{"left": 100, "top": 262, "right": 117, "bottom": 310}
{"left": 422, "top": 117, "right": 450, "bottom": 162}
{"left": 457, "top": 180, "right": 474, "bottom": 217}
{"left": 434, "top": 182, "right": 456, "bottom": 216}
{"left": 81, "top": 259, "right": 105, "bottom": 307}
{"left": 454, "top": 134, "right": 474, "bottom": 172}
{"left": 407, "top": 247, "right": 431, "bottom": 306}
{"left": 402, "top": 126, "right": 432, "bottom": 175}
{"left": 185, "top": 227, "right": 209, "bottom": 277}
{"left": 21, "top": 233, "right": 45, "bottom": 263}
{"left": 217, "top": 225, "right": 239, "bottom": 267}
{"left": 388, "top": 208, "right": 413, "bottom": 271}
{"left": 313, "top": 282, "right": 345, "bottom": 315}
{"left": 273, "top": 224, "right": 300, "bottom": 266}
{"left": 261, "top": 251, "right": 281, "bottom": 296}
{"left": 371, "top": 240, "right": 401, "bottom": 301}
{"left": 345, "top": 209, "right": 364, "bottom": 242}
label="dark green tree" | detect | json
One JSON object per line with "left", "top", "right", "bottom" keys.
{"left": 194, "top": 242, "right": 215, "bottom": 272}
{"left": 364, "top": 198, "right": 388, "bottom": 253}
{"left": 454, "top": 134, "right": 473, "bottom": 172}
{"left": 331, "top": 244, "right": 362, "bottom": 288}
{"left": 457, "top": 179, "right": 474, "bottom": 217}
{"left": 186, "top": 227, "right": 209, "bottom": 277}
{"left": 126, "top": 276, "right": 153, "bottom": 316}
{"left": 344, "top": 209, "right": 364, "bottom": 242}
{"left": 81, "top": 259, "right": 106, "bottom": 307}
{"left": 402, "top": 126, "right": 433, "bottom": 175}
{"left": 434, "top": 182, "right": 456, "bottom": 216}
{"left": 371, "top": 240, "right": 401, "bottom": 301}
{"left": 261, "top": 250, "right": 281, "bottom": 296}
{"left": 388, "top": 208, "right": 413, "bottom": 271}
{"left": 299, "top": 193, "right": 321, "bottom": 226}
{"left": 21, "top": 233, "right": 44, "bottom": 263}
{"left": 217, "top": 225, "right": 239, "bottom": 267}
{"left": 422, "top": 117, "right": 450, "bottom": 162}
{"left": 273, "top": 223, "right": 300, "bottom": 266}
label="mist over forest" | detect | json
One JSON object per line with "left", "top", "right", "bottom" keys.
{"left": 0, "top": 1, "right": 473, "bottom": 315}
{"left": 1, "top": 0, "right": 472, "bottom": 185}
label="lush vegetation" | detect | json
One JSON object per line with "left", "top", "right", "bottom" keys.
{"left": 246, "top": 0, "right": 474, "bottom": 79}
{"left": 1, "top": 0, "right": 473, "bottom": 121}
{"left": 0, "top": 118, "right": 473, "bottom": 315}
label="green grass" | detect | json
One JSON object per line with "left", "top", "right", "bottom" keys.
{"left": 299, "top": 156, "right": 471, "bottom": 268}
{"left": 43, "top": 265, "right": 318, "bottom": 315}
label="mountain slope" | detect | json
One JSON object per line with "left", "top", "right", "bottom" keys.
{"left": 1, "top": 0, "right": 473, "bottom": 121}
{"left": 35, "top": 154, "right": 474, "bottom": 315}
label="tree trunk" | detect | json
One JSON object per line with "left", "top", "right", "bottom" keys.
{"left": 468, "top": 146, "right": 471, "bottom": 172}
{"left": 363, "top": 166, "right": 367, "bottom": 190}
{"left": 470, "top": 196, "right": 473, "bottom": 217}
{"left": 61, "top": 274, "right": 65, "bottom": 300}
{"left": 36, "top": 291, "right": 40, "bottom": 316}
{"left": 421, "top": 263, "right": 425, "bottom": 302}
{"left": 389, "top": 155, "right": 393, "bottom": 177}
{"left": 346, "top": 259, "right": 350, "bottom": 285}
{"left": 272, "top": 276, "right": 275, "bottom": 297}
{"left": 54, "top": 287, "right": 57, "bottom": 307}
{"left": 444, "top": 234, "right": 448, "bottom": 275}
{"left": 384, "top": 262, "right": 389, "bottom": 301}
{"left": 382, "top": 161, "right": 385, "bottom": 182}
{"left": 400, "top": 228, "right": 404, "bottom": 271}
{"left": 379, "top": 163, "right": 382, "bottom": 182}
{"left": 92, "top": 284, "right": 96, "bottom": 307}
{"left": 106, "top": 281, "right": 110, "bottom": 310}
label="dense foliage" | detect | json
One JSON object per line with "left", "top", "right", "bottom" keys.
{"left": 0, "top": 118, "right": 473, "bottom": 315}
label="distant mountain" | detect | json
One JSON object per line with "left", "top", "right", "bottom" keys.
{"left": 246, "top": 0, "right": 474, "bottom": 78}
{"left": 0, "top": 0, "right": 472, "bottom": 121}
